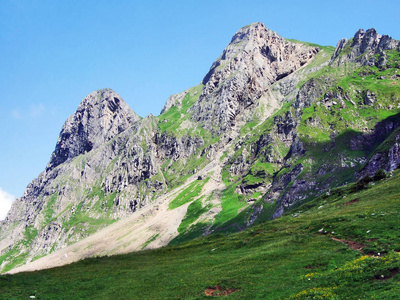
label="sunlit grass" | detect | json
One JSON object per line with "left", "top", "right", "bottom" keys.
{"left": 1, "top": 170, "right": 399, "bottom": 299}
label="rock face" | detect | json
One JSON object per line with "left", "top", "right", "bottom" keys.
{"left": 356, "top": 115, "right": 400, "bottom": 178}
{"left": 154, "top": 132, "right": 204, "bottom": 162}
{"left": 189, "top": 22, "right": 319, "bottom": 134}
{"left": 331, "top": 28, "right": 400, "bottom": 66}
{"left": 2, "top": 24, "right": 400, "bottom": 273}
{"left": 0, "top": 91, "right": 164, "bottom": 272}
{"left": 48, "top": 89, "right": 140, "bottom": 170}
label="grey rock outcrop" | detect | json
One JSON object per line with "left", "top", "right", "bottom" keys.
{"left": 331, "top": 28, "right": 400, "bottom": 66}
{"left": 359, "top": 139, "right": 400, "bottom": 177}
{"left": 189, "top": 22, "right": 319, "bottom": 134}
{"left": 331, "top": 38, "right": 348, "bottom": 61}
{"left": 48, "top": 89, "right": 140, "bottom": 170}
{"left": 154, "top": 132, "right": 204, "bottom": 161}
{"left": 355, "top": 114, "right": 400, "bottom": 178}
{"left": 293, "top": 78, "right": 332, "bottom": 113}
{"left": 363, "top": 90, "right": 376, "bottom": 106}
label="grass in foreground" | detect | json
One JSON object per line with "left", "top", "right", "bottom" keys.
{"left": 1, "top": 171, "right": 400, "bottom": 299}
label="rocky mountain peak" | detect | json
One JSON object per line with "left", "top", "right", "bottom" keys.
{"left": 47, "top": 88, "right": 140, "bottom": 170}
{"left": 2, "top": 22, "right": 400, "bottom": 276}
{"left": 353, "top": 28, "right": 380, "bottom": 51}
{"left": 200, "top": 22, "right": 315, "bottom": 89}
{"left": 189, "top": 22, "right": 319, "bottom": 134}
{"left": 331, "top": 28, "right": 400, "bottom": 65}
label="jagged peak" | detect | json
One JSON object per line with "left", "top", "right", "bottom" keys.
{"left": 352, "top": 28, "right": 382, "bottom": 53}
{"left": 202, "top": 23, "right": 279, "bottom": 84}
{"left": 79, "top": 88, "right": 139, "bottom": 117}
{"left": 331, "top": 28, "right": 400, "bottom": 65}
{"left": 202, "top": 22, "right": 318, "bottom": 86}
{"left": 192, "top": 22, "right": 319, "bottom": 134}
{"left": 230, "top": 22, "right": 274, "bottom": 44}
{"left": 46, "top": 89, "right": 140, "bottom": 170}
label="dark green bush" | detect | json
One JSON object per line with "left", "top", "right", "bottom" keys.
{"left": 351, "top": 175, "right": 373, "bottom": 192}
{"left": 374, "top": 169, "right": 386, "bottom": 181}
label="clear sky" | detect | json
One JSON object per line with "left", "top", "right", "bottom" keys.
{"left": 0, "top": 0, "right": 399, "bottom": 219}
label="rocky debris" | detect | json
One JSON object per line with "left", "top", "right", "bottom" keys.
{"left": 47, "top": 89, "right": 140, "bottom": 170}
{"left": 331, "top": 28, "right": 400, "bottom": 66}
{"left": 204, "top": 285, "right": 238, "bottom": 297}
{"left": 318, "top": 88, "right": 348, "bottom": 110}
{"left": 189, "top": 22, "right": 319, "bottom": 134}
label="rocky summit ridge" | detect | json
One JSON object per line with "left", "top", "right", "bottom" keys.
{"left": 190, "top": 22, "right": 319, "bottom": 134}
{"left": 1, "top": 23, "right": 400, "bottom": 274}
{"left": 48, "top": 88, "right": 141, "bottom": 170}
{"left": 332, "top": 28, "right": 400, "bottom": 66}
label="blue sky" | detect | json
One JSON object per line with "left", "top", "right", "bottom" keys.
{"left": 0, "top": 0, "right": 399, "bottom": 219}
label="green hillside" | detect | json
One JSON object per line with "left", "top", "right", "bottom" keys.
{"left": 1, "top": 169, "right": 399, "bottom": 299}
{"left": 168, "top": 45, "right": 400, "bottom": 242}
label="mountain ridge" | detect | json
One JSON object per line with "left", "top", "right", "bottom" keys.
{"left": 190, "top": 22, "right": 319, "bottom": 135}
{"left": 1, "top": 22, "right": 399, "bottom": 274}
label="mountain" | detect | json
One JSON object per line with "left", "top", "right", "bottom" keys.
{"left": 1, "top": 22, "right": 399, "bottom": 274}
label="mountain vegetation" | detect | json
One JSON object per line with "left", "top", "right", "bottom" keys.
{"left": 1, "top": 167, "right": 400, "bottom": 298}
{"left": 1, "top": 22, "right": 400, "bottom": 298}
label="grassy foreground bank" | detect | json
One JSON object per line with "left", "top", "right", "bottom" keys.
{"left": 1, "top": 171, "right": 400, "bottom": 299}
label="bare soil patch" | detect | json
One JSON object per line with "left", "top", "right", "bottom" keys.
{"left": 331, "top": 237, "right": 365, "bottom": 252}
{"left": 344, "top": 198, "right": 359, "bottom": 206}
{"left": 204, "top": 285, "right": 238, "bottom": 297}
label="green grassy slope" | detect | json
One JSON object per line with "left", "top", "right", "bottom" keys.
{"left": 216, "top": 47, "right": 400, "bottom": 223}
{"left": 2, "top": 169, "right": 399, "bottom": 299}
